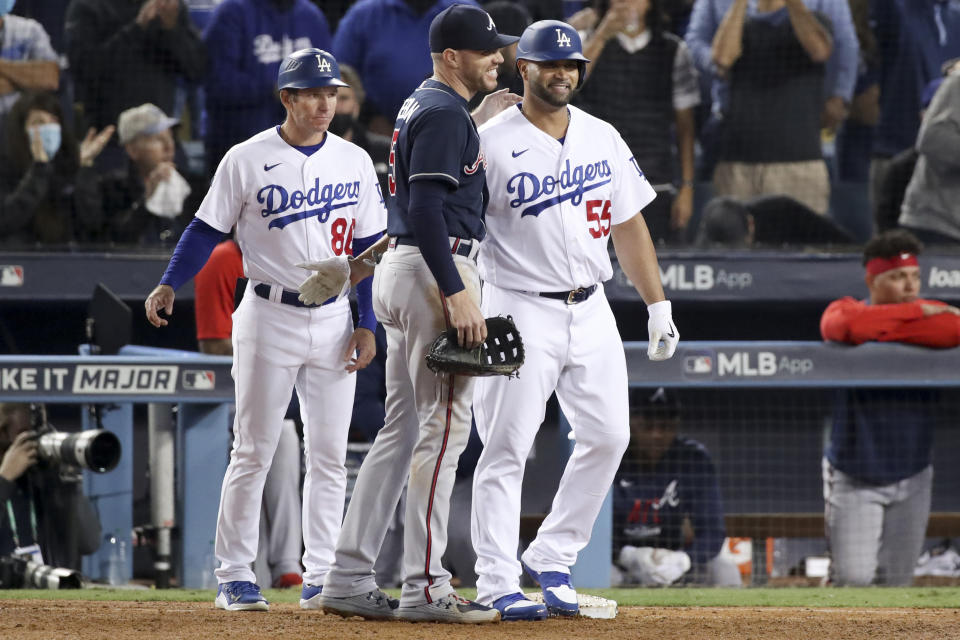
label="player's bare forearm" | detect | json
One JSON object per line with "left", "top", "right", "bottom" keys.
{"left": 612, "top": 213, "right": 666, "bottom": 305}
{"left": 344, "top": 327, "right": 376, "bottom": 372}
{"left": 349, "top": 234, "right": 390, "bottom": 284}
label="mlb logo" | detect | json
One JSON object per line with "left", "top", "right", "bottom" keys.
{"left": 684, "top": 355, "right": 712, "bottom": 374}
{"left": 183, "top": 370, "right": 215, "bottom": 390}
{"left": 0, "top": 265, "right": 24, "bottom": 286}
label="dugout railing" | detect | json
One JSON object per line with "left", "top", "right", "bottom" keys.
{"left": 1, "top": 341, "right": 957, "bottom": 588}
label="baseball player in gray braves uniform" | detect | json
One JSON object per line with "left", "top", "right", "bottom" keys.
{"left": 144, "top": 48, "right": 386, "bottom": 611}
{"left": 471, "top": 21, "right": 679, "bottom": 621}
{"left": 318, "top": 5, "right": 518, "bottom": 624}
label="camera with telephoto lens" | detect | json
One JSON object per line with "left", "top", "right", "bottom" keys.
{"left": 0, "top": 554, "right": 83, "bottom": 589}
{"left": 31, "top": 404, "right": 121, "bottom": 474}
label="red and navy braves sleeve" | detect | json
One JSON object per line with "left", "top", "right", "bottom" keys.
{"left": 820, "top": 297, "right": 960, "bottom": 347}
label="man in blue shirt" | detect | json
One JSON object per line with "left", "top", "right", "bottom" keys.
{"left": 203, "top": 0, "right": 333, "bottom": 172}
{"left": 331, "top": 0, "right": 479, "bottom": 135}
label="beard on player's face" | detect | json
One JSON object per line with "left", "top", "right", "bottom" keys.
{"left": 524, "top": 60, "right": 579, "bottom": 108}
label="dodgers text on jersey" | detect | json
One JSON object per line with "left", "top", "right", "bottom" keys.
{"left": 257, "top": 178, "right": 360, "bottom": 230}
{"left": 507, "top": 158, "right": 612, "bottom": 217}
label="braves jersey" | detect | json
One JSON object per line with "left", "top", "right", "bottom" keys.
{"left": 613, "top": 437, "right": 726, "bottom": 564}
{"left": 477, "top": 104, "right": 656, "bottom": 291}
{"left": 386, "top": 79, "right": 488, "bottom": 241}
{"left": 196, "top": 127, "right": 387, "bottom": 292}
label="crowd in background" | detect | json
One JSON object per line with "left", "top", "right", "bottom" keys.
{"left": 0, "top": 0, "right": 957, "bottom": 251}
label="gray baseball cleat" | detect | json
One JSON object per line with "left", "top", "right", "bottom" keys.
{"left": 397, "top": 593, "right": 501, "bottom": 624}
{"left": 319, "top": 588, "right": 399, "bottom": 620}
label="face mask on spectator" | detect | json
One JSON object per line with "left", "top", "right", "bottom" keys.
{"left": 0, "top": 0, "right": 16, "bottom": 16}
{"left": 32, "top": 123, "right": 62, "bottom": 158}
{"left": 329, "top": 113, "right": 358, "bottom": 137}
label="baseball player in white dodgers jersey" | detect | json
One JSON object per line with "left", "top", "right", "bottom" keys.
{"left": 144, "top": 48, "right": 386, "bottom": 612}
{"left": 318, "top": 4, "right": 518, "bottom": 625}
{"left": 471, "top": 20, "right": 680, "bottom": 621}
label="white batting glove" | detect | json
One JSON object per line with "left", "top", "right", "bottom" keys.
{"left": 295, "top": 256, "right": 350, "bottom": 306}
{"left": 647, "top": 300, "right": 678, "bottom": 361}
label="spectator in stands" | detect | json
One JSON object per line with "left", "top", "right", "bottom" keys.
{"left": 829, "top": 0, "right": 878, "bottom": 243}
{"left": 696, "top": 194, "right": 853, "bottom": 247}
{"left": 329, "top": 64, "right": 392, "bottom": 197}
{"left": 0, "top": 1, "right": 59, "bottom": 130}
{"left": 331, "top": 0, "right": 478, "bottom": 135}
{"left": 820, "top": 230, "right": 960, "bottom": 586}
{"left": 0, "top": 403, "right": 102, "bottom": 572}
{"left": 576, "top": 0, "right": 699, "bottom": 245}
{"left": 875, "top": 68, "right": 955, "bottom": 234}
{"left": 897, "top": 63, "right": 960, "bottom": 246}
{"left": 685, "top": 0, "right": 857, "bottom": 178}
{"left": 0, "top": 91, "right": 113, "bottom": 246}
{"left": 64, "top": 0, "right": 206, "bottom": 131}
{"left": 612, "top": 388, "right": 741, "bottom": 587}
{"left": 193, "top": 237, "right": 304, "bottom": 589}
{"left": 202, "top": 0, "right": 332, "bottom": 173}
{"left": 708, "top": 0, "right": 835, "bottom": 215}
{"left": 869, "top": 0, "right": 960, "bottom": 230}
{"left": 101, "top": 103, "right": 205, "bottom": 248}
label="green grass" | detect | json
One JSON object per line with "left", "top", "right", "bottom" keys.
{"left": 2, "top": 587, "right": 958, "bottom": 608}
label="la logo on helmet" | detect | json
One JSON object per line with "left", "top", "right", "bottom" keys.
{"left": 316, "top": 55, "right": 332, "bottom": 72}
{"left": 555, "top": 29, "right": 572, "bottom": 47}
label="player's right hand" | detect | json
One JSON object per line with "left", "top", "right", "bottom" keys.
{"left": 0, "top": 431, "right": 38, "bottom": 482}
{"left": 145, "top": 284, "right": 176, "bottom": 328}
{"left": 444, "top": 289, "right": 487, "bottom": 350}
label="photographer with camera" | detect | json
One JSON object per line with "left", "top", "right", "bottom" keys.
{"left": 0, "top": 403, "right": 102, "bottom": 581}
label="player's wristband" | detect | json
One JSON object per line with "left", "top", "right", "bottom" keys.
{"left": 647, "top": 299, "right": 672, "bottom": 319}
{"left": 353, "top": 232, "right": 382, "bottom": 332}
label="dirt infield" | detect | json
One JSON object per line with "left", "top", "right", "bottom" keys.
{"left": 1, "top": 601, "right": 959, "bottom": 640}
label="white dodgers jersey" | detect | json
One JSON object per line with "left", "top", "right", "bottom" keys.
{"left": 196, "top": 128, "right": 387, "bottom": 292}
{"left": 477, "top": 105, "right": 656, "bottom": 291}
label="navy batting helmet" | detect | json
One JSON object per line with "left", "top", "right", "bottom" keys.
{"left": 516, "top": 20, "right": 590, "bottom": 89}
{"left": 277, "top": 48, "right": 349, "bottom": 91}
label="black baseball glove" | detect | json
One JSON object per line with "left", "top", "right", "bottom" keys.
{"left": 425, "top": 315, "right": 524, "bottom": 377}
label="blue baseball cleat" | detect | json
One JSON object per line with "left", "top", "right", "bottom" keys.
{"left": 214, "top": 581, "right": 269, "bottom": 611}
{"left": 523, "top": 564, "right": 579, "bottom": 616}
{"left": 299, "top": 583, "right": 323, "bottom": 609}
{"left": 492, "top": 592, "right": 548, "bottom": 621}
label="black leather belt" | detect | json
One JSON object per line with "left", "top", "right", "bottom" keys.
{"left": 394, "top": 236, "right": 476, "bottom": 257}
{"left": 539, "top": 284, "right": 597, "bottom": 305}
{"left": 253, "top": 283, "right": 335, "bottom": 308}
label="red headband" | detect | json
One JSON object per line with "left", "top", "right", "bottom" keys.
{"left": 865, "top": 253, "right": 919, "bottom": 276}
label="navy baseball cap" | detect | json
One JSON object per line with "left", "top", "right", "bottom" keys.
{"left": 429, "top": 4, "right": 520, "bottom": 53}
{"left": 629, "top": 387, "right": 682, "bottom": 420}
